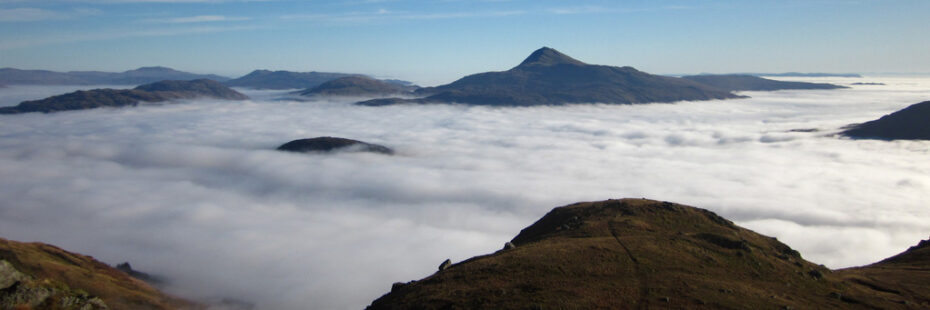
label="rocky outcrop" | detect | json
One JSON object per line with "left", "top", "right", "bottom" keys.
{"left": 841, "top": 101, "right": 930, "bottom": 140}
{"left": 276, "top": 137, "right": 394, "bottom": 155}
{"left": 682, "top": 74, "right": 846, "bottom": 91}
{"left": 357, "top": 47, "right": 741, "bottom": 106}
{"left": 0, "top": 237, "right": 197, "bottom": 309}
{"left": 0, "top": 79, "right": 248, "bottom": 114}
{"left": 367, "top": 198, "right": 930, "bottom": 309}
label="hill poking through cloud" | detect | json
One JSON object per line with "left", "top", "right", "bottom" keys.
{"left": 358, "top": 47, "right": 742, "bottom": 106}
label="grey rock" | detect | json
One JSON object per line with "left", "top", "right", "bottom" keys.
{"left": 438, "top": 259, "right": 452, "bottom": 271}
{"left": 503, "top": 242, "right": 516, "bottom": 250}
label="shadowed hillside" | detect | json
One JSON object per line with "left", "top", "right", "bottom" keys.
{"left": 842, "top": 100, "right": 930, "bottom": 140}
{"left": 368, "top": 198, "right": 930, "bottom": 309}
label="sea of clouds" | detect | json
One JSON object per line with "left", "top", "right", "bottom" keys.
{"left": 1, "top": 77, "right": 929, "bottom": 309}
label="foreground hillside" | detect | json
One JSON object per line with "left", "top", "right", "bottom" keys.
{"left": 369, "top": 198, "right": 929, "bottom": 309}
{"left": 0, "top": 237, "right": 198, "bottom": 309}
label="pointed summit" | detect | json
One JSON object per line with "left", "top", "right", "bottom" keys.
{"left": 517, "top": 47, "right": 586, "bottom": 67}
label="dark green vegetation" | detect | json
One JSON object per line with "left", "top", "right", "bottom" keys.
{"left": 368, "top": 198, "right": 930, "bottom": 309}
{"left": 299, "top": 76, "right": 417, "bottom": 97}
{"left": 0, "top": 67, "right": 229, "bottom": 85}
{"left": 682, "top": 74, "right": 846, "bottom": 91}
{"left": 0, "top": 79, "right": 249, "bottom": 114}
{"left": 0, "top": 237, "right": 198, "bottom": 310}
{"left": 277, "top": 136, "right": 394, "bottom": 155}
{"left": 357, "top": 47, "right": 741, "bottom": 106}
{"left": 223, "top": 69, "right": 360, "bottom": 90}
{"left": 842, "top": 101, "right": 930, "bottom": 140}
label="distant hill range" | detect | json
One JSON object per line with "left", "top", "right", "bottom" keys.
{"left": 368, "top": 198, "right": 930, "bottom": 309}
{"left": 0, "top": 79, "right": 248, "bottom": 114}
{"left": 299, "top": 76, "right": 417, "bottom": 97}
{"left": 0, "top": 237, "right": 196, "bottom": 309}
{"left": 358, "top": 47, "right": 742, "bottom": 106}
{"left": 682, "top": 74, "right": 847, "bottom": 91}
{"left": 842, "top": 100, "right": 930, "bottom": 140}
{"left": 0, "top": 66, "right": 230, "bottom": 85}
{"left": 703, "top": 72, "right": 862, "bottom": 78}
{"left": 224, "top": 69, "right": 362, "bottom": 90}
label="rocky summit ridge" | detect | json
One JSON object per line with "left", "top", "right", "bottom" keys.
{"left": 368, "top": 198, "right": 930, "bottom": 309}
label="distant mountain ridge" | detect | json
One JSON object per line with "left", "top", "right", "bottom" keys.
{"left": 224, "top": 69, "right": 361, "bottom": 90}
{"left": 299, "top": 76, "right": 417, "bottom": 97}
{"left": 682, "top": 74, "right": 847, "bottom": 91}
{"left": 0, "top": 66, "right": 230, "bottom": 85}
{"left": 358, "top": 47, "right": 742, "bottom": 106}
{"left": 0, "top": 79, "right": 248, "bottom": 114}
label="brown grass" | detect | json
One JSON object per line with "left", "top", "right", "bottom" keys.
{"left": 368, "top": 198, "right": 930, "bottom": 309}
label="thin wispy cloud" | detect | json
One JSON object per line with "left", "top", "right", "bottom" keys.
{"left": 0, "top": 24, "right": 260, "bottom": 50}
{"left": 281, "top": 9, "right": 525, "bottom": 24}
{"left": 0, "top": 7, "right": 101, "bottom": 22}
{"left": 142, "top": 15, "right": 251, "bottom": 23}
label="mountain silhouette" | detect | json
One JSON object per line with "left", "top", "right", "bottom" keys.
{"left": 0, "top": 79, "right": 248, "bottom": 114}
{"left": 842, "top": 100, "right": 930, "bottom": 140}
{"left": 358, "top": 47, "right": 741, "bottom": 106}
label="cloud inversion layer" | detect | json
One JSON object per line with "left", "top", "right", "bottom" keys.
{"left": 0, "top": 77, "right": 928, "bottom": 309}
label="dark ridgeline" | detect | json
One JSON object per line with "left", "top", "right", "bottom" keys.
{"left": 358, "top": 47, "right": 742, "bottom": 106}
{"left": 0, "top": 79, "right": 249, "bottom": 114}
{"left": 368, "top": 198, "right": 930, "bottom": 309}
{"left": 682, "top": 74, "right": 847, "bottom": 91}
{"left": 842, "top": 101, "right": 930, "bottom": 140}
{"left": 276, "top": 137, "right": 394, "bottom": 155}
{"left": 299, "top": 76, "right": 417, "bottom": 97}
{"left": 223, "top": 70, "right": 361, "bottom": 90}
{"left": 0, "top": 66, "right": 230, "bottom": 85}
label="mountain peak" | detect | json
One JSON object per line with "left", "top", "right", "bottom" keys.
{"left": 517, "top": 47, "right": 586, "bottom": 67}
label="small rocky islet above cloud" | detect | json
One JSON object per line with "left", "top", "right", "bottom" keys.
{"left": 681, "top": 74, "right": 847, "bottom": 91}
{"left": 358, "top": 47, "right": 744, "bottom": 106}
{"left": 276, "top": 136, "right": 394, "bottom": 155}
{"left": 841, "top": 100, "right": 930, "bottom": 140}
{"left": 368, "top": 198, "right": 930, "bottom": 309}
{"left": 0, "top": 79, "right": 248, "bottom": 114}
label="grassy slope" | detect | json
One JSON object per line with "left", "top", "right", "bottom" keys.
{"left": 0, "top": 238, "right": 199, "bottom": 310}
{"left": 369, "top": 199, "right": 929, "bottom": 309}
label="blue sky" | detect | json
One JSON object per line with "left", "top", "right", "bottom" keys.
{"left": 1, "top": 0, "right": 928, "bottom": 85}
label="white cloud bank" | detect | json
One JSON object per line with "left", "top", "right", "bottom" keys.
{"left": 0, "top": 77, "right": 929, "bottom": 309}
